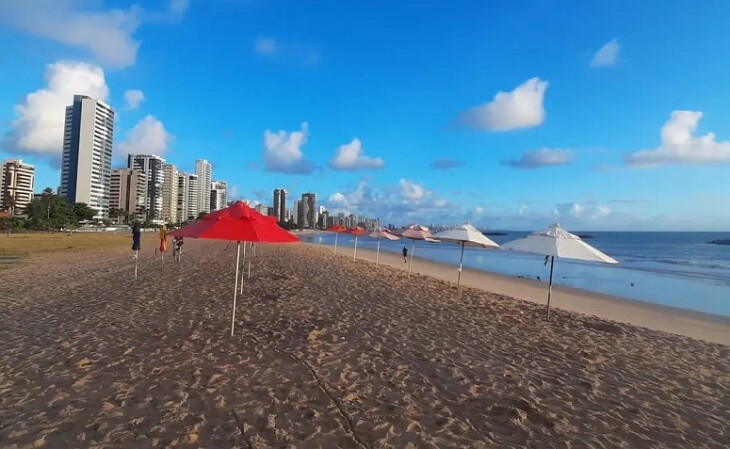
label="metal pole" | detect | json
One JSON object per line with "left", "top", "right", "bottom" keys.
{"left": 231, "top": 242, "right": 241, "bottom": 336}
{"left": 247, "top": 245, "right": 252, "bottom": 279}
{"left": 408, "top": 240, "right": 415, "bottom": 275}
{"left": 547, "top": 256, "right": 555, "bottom": 319}
{"left": 334, "top": 233, "right": 338, "bottom": 255}
{"left": 240, "top": 242, "right": 247, "bottom": 294}
{"left": 353, "top": 235, "right": 358, "bottom": 262}
{"left": 457, "top": 242, "right": 465, "bottom": 288}
{"left": 134, "top": 250, "right": 139, "bottom": 278}
{"left": 376, "top": 240, "right": 381, "bottom": 266}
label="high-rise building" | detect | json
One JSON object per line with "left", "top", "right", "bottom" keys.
{"left": 110, "top": 168, "right": 146, "bottom": 220}
{"left": 59, "top": 95, "right": 114, "bottom": 219}
{"left": 0, "top": 159, "right": 35, "bottom": 214}
{"left": 273, "top": 188, "right": 287, "bottom": 224}
{"left": 176, "top": 173, "right": 190, "bottom": 222}
{"left": 187, "top": 174, "right": 199, "bottom": 220}
{"left": 299, "top": 192, "right": 317, "bottom": 229}
{"left": 161, "top": 163, "right": 178, "bottom": 223}
{"left": 210, "top": 180, "right": 227, "bottom": 211}
{"left": 128, "top": 155, "right": 165, "bottom": 222}
{"left": 292, "top": 200, "right": 300, "bottom": 226}
{"left": 254, "top": 203, "right": 269, "bottom": 216}
{"left": 195, "top": 159, "right": 212, "bottom": 215}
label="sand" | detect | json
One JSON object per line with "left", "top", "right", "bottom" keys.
{"left": 0, "top": 240, "right": 728, "bottom": 448}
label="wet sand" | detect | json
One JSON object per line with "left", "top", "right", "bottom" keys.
{"left": 0, "top": 240, "right": 728, "bottom": 448}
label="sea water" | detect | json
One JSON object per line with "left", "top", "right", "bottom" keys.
{"left": 303, "top": 232, "right": 730, "bottom": 317}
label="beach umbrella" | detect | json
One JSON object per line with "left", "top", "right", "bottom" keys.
{"left": 324, "top": 224, "right": 347, "bottom": 255}
{"left": 369, "top": 228, "right": 400, "bottom": 266}
{"left": 169, "top": 201, "right": 298, "bottom": 336}
{"left": 501, "top": 223, "right": 618, "bottom": 319}
{"left": 396, "top": 224, "right": 440, "bottom": 275}
{"left": 433, "top": 224, "right": 499, "bottom": 288}
{"left": 345, "top": 227, "right": 369, "bottom": 262}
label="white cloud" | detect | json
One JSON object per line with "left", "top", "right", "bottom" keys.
{"left": 502, "top": 148, "right": 574, "bottom": 169}
{"left": 517, "top": 204, "right": 528, "bottom": 215}
{"left": 474, "top": 206, "right": 485, "bottom": 215}
{"left": 554, "top": 203, "right": 612, "bottom": 221}
{"left": 329, "top": 138, "right": 384, "bottom": 171}
{"left": 457, "top": 77, "right": 548, "bottom": 131}
{"left": 1, "top": 61, "right": 109, "bottom": 159}
{"left": 254, "top": 37, "right": 277, "bottom": 55}
{"left": 590, "top": 39, "right": 620, "bottom": 67}
{"left": 117, "top": 115, "right": 174, "bottom": 157}
{"left": 625, "top": 111, "right": 730, "bottom": 167}
{"left": 592, "top": 205, "right": 611, "bottom": 220}
{"left": 262, "top": 122, "right": 315, "bottom": 174}
{"left": 124, "top": 89, "right": 145, "bottom": 110}
{"left": 168, "top": 0, "right": 190, "bottom": 16}
{"left": 399, "top": 179, "right": 425, "bottom": 201}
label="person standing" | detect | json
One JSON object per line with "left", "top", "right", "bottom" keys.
{"left": 402, "top": 246, "right": 408, "bottom": 263}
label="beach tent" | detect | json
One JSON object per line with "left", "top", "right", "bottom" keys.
{"left": 345, "top": 227, "right": 369, "bottom": 261}
{"left": 169, "top": 201, "right": 298, "bottom": 336}
{"left": 368, "top": 228, "right": 400, "bottom": 266}
{"left": 395, "top": 224, "right": 440, "bottom": 275}
{"left": 433, "top": 224, "right": 499, "bottom": 288}
{"left": 324, "top": 224, "right": 347, "bottom": 255}
{"left": 501, "top": 223, "right": 618, "bottom": 319}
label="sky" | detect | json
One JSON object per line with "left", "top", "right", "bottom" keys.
{"left": 1, "top": 0, "right": 729, "bottom": 231}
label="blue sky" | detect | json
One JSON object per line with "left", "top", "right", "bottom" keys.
{"left": 1, "top": 0, "right": 729, "bottom": 230}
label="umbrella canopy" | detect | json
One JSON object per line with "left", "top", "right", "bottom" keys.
{"left": 396, "top": 224, "right": 440, "bottom": 275}
{"left": 168, "top": 201, "right": 298, "bottom": 336}
{"left": 501, "top": 223, "right": 617, "bottom": 318}
{"left": 368, "top": 228, "right": 400, "bottom": 266}
{"left": 433, "top": 224, "right": 499, "bottom": 287}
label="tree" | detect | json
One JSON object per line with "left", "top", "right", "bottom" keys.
{"left": 197, "top": 211, "right": 207, "bottom": 219}
{"left": 24, "top": 189, "right": 76, "bottom": 231}
{"left": 73, "top": 202, "right": 96, "bottom": 222}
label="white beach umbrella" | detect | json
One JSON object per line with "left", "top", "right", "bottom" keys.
{"left": 369, "top": 228, "right": 400, "bottom": 266}
{"left": 433, "top": 224, "right": 499, "bottom": 288}
{"left": 501, "top": 223, "right": 618, "bottom": 318}
{"left": 397, "top": 224, "right": 440, "bottom": 275}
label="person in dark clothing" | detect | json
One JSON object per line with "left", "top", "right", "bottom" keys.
{"left": 402, "top": 246, "right": 408, "bottom": 263}
{"left": 173, "top": 236, "right": 184, "bottom": 262}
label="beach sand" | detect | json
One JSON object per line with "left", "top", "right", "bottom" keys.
{"left": 0, "top": 240, "right": 728, "bottom": 448}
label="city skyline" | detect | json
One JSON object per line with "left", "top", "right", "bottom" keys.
{"left": 1, "top": 1, "right": 729, "bottom": 230}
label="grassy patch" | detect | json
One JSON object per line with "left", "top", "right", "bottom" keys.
{"left": 0, "top": 233, "right": 158, "bottom": 256}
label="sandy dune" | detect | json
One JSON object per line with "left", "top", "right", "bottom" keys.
{"left": 0, "top": 240, "right": 728, "bottom": 448}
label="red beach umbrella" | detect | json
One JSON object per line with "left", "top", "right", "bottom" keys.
{"left": 345, "top": 226, "right": 368, "bottom": 262}
{"left": 169, "top": 201, "right": 298, "bottom": 336}
{"left": 324, "top": 224, "right": 347, "bottom": 255}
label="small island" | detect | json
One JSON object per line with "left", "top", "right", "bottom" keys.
{"left": 483, "top": 231, "right": 508, "bottom": 236}
{"left": 708, "top": 239, "right": 730, "bottom": 246}
{"left": 577, "top": 234, "right": 594, "bottom": 239}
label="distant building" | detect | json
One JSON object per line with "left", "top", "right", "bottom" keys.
{"left": 299, "top": 192, "right": 317, "bottom": 229}
{"left": 210, "top": 180, "right": 227, "bottom": 211}
{"left": 254, "top": 203, "right": 269, "bottom": 216}
{"left": 110, "top": 168, "right": 146, "bottom": 221}
{"left": 292, "top": 200, "right": 300, "bottom": 226}
{"left": 127, "top": 154, "right": 165, "bottom": 222}
{"left": 177, "top": 172, "right": 199, "bottom": 221}
{"left": 195, "top": 159, "right": 212, "bottom": 215}
{"left": 59, "top": 95, "right": 114, "bottom": 219}
{"left": 273, "top": 188, "right": 287, "bottom": 224}
{"left": 161, "top": 163, "right": 178, "bottom": 223}
{"left": 0, "top": 159, "right": 35, "bottom": 214}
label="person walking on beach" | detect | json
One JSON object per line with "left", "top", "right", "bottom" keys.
{"left": 402, "top": 246, "right": 408, "bottom": 263}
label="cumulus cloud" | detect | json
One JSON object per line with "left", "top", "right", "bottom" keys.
{"left": 430, "top": 158, "right": 465, "bottom": 170}
{"left": 554, "top": 202, "right": 612, "bottom": 221}
{"left": 254, "top": 37, "right": 277, "bottom": 55}
{"left": 168, "top": 0, "right": 190, "bottom": 16}
{"left": 117, "top": 115, "right": 174, "bottom": 157}
{"left": 124, "top": 89, "right": 145, "bottom": 110}
{"left": 624, "top": 111, "right": 730, "bottom": 167}
{"left": 1, "top": 61, "right": 109, "bottom": 159}
{"left": 399, "top": 179, "right": 425, "bottom": 201}
{"left": 502, "top": 148, "right": 574, "bottom": 169}
{"left": 329, "top": 138, "right": 384, "bottom": 171}
{"left": 456, "top": 77, "right": 548, "bottom": 131}
{"left": 590, "top": 39, "right": 621, "bottom": 67}
{"left": 263, "top": 122, "right": 315, "bottom": 174}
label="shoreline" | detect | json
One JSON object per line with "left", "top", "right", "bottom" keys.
{"left": 308, "top": 242, "right": 730, "bottom": 345}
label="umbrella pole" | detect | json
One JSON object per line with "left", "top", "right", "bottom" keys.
{"left": 408, "top": 241, "right": 415, "bottom": 275}
{"left": 376, "top": 240, "right": 381, "bottom": 266}
{"left": 547, "top": 256, "right": 555, "bottom": 319}
{"left": 353, "top": 235, "right": 358, "bottom": 262}
{"left": 334, "top": 233, "right": 338, "bottom": 255}
{"left": 457, "top": 242, "right": 465, "bottom": 288}
{"left": 134, "top": 250, "right": 139, "bottom": 279}
{"left": 247, "top": 244, "right": 252, "bottom": 279}
{"left": 239, "top": 242, "right": 247, "bottom": 294}
{"left": 231, "top": 242, "right": 241, "bottom": 336}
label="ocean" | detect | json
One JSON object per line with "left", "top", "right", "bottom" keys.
{"left": 302, "top": 231, "right": 730, "bottom": 317}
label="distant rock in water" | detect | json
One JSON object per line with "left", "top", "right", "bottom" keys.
{"left": 708, "top": 239, "right": 730, "bottom": 245}
{"left": 483, "top": 231, "right": 508, "bottom": 236}
{"left": 577, "top": 234, "right": 594, "bottom": 239}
